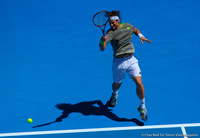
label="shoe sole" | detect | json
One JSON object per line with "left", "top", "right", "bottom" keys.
{"left": 106, "top": 100, "right": 116, "bottom": 108}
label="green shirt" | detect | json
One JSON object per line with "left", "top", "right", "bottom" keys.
{"left": 105, "top": 23, "right": 136, "bottom": 58}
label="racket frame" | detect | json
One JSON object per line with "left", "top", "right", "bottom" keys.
{"left": 92, "top": 11, "right": 109, "bottom": 37}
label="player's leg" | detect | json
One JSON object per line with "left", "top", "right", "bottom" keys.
{"left": 132, "top": 76, "right": 145, "bottom": 100}
{"left": 107, "top": 59, "right": 125, "bottom": 107}
{"left": 112, "top": 82, "right": 122, "bottom": 91}
{"left": 126, "top": 56, "right": 147, "bottom": 121}
{"left": 107, "top": 82, "right": 122, "bottom": 107}
{"left": 132, "top": 76, "right": 147, "bottom": 121}
{"left": 127, "top": 59, "right": 145, "bottom": 106}
{"left": 132, "top": 76, "right": 145, "bottom": 106}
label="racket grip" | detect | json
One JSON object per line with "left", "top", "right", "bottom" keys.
{"left": 102, "top": 30, "right": 105, "bottom": 37}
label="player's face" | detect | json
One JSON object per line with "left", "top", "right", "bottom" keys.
{"left": 109, "top": 20, "right": 120, "bottom": 30}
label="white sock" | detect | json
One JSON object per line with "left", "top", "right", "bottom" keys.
{"left": 140, "top": 98, "right": 145, "bottom": 108}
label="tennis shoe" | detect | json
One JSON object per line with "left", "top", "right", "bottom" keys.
{"left": 138, "top": 106, "right": 147, "bottom": 121}
{"left": 107, "top": 93, "right": 118, "bottom": 107}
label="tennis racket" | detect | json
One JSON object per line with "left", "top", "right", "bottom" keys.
{"left": 92, "top": 11, "right": 109, "bottom": 37}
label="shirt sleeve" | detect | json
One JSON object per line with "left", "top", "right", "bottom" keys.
{"left": 105, "top": 31, "right": 113, "bottom": 44}
{"left": 130, "top": 24, "right": 135, "bottom": 33}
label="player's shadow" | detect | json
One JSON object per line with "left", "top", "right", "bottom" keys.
{"left": 32, "top": 100, "right": 144, "bottom": 128}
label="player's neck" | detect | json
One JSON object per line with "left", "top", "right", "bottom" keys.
{"left": 117, "top": 23, "right": 122, "bottom": 29}
{"left": 118, "top": 23, "right": 124, "bottom": 29}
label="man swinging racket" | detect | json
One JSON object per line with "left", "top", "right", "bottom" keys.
{"left": 98, "top": 10, "right": 151, "bottom": 121}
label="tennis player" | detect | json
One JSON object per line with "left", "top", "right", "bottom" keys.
{"left": 99, "top": 11, "right": 151, "bottom": 121}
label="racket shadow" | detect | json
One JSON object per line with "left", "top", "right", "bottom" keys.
{"left": 32, "top": 100, "right": 144, "bottom": 128}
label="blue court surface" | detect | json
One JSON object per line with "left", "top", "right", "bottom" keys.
{"left": 0, "top": 0, "right": 200, "bottom": 137}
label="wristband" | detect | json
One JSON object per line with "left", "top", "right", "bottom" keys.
{"left": 138, "top": 33, "right": 144, "bottom": 38}
{"left": 100, "top": 39, "right": 105, "bottom": 45}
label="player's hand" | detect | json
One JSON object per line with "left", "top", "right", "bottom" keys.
{"left": 101, "top": 35, "right": 107, "bottom": 41}
{"left": 140, "top": 37, "right": 151, "bottom": 44}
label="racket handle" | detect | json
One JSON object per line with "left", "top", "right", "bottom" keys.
{"left": 103, "top": 30, "right": 105, "bottom": 37}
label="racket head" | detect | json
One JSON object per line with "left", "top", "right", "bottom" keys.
{"left": 92, "top": 11, "right": 109, "bottom": 27}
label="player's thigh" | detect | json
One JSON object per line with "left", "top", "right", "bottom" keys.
{"left": 112, "top": 60, "right": 126, "bottom": 83}
{"left": 127, "top": 62, "right": 141, "bottom": 78}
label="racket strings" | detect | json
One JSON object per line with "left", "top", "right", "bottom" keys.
{"left": 93, "top": 12, "right": 109, "bottom": 26}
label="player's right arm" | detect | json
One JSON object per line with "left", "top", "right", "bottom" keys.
{"left": 99, "top": 36, "right": 107, "bottom": 51}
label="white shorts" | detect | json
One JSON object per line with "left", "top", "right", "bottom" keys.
{"left": 112, "top": 55, "right": 141, "bottom": 83}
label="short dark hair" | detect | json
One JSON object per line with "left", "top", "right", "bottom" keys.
{"left": 107, "top": 10, "right": 121, "bottom": 20}
{"left": 108, "top": 10, "right": 120, "bottom": 16}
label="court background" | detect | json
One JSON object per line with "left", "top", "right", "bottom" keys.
{"left": 0, "top": 0, "right": 199, "bottom": 137}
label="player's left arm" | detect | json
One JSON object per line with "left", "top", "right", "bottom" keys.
{"left": 134, "top": 28, "right": 151, "bottom": 44}
{"left": 99, "top": 35, "right": 107, "bottom": 51}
